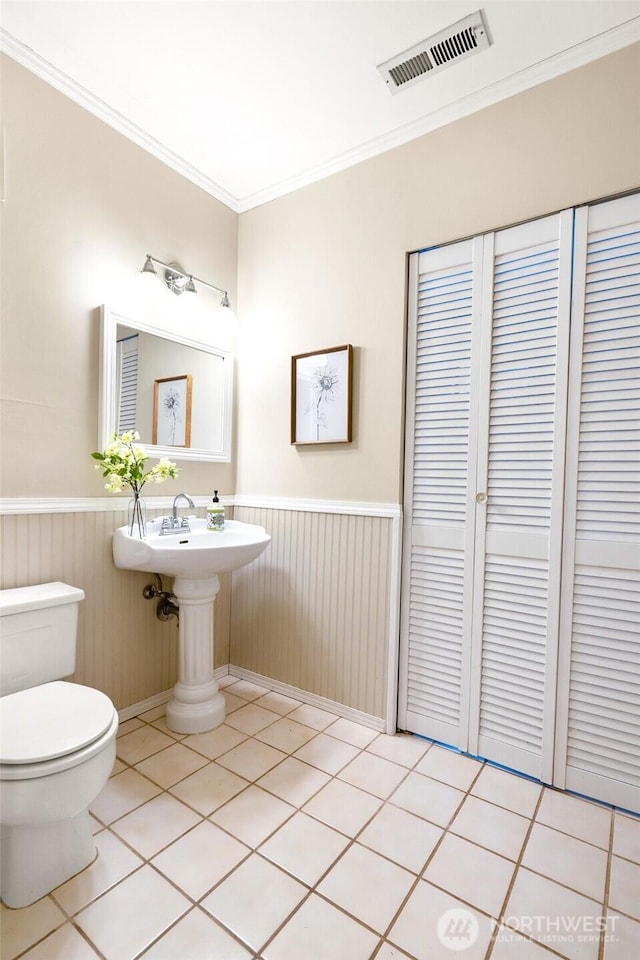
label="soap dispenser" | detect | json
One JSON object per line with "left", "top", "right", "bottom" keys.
{"left": 206, "top": 491, "right": 225, "bottom": 531}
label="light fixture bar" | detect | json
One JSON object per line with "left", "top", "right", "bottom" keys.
{"left": 144, "top": 255, "right": 228, "bottom": 297}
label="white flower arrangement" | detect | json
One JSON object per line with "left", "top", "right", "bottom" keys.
{"left": 92, "top": 431, "right": 180, "bottom": 496}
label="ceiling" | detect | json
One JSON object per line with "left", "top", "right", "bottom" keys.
{"left": 1, "top": 1, "right": 639, "bottom": 211}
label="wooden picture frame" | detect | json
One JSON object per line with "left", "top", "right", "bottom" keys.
{"left": 153, "top": 374, "right": 192, "bottom": 447}
{"left": 291, "top": 345, "right": 353, "bottom": 445}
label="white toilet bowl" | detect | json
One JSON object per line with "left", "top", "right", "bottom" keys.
{"left": 0, "top": 680, "right": 119, "bottom": 908}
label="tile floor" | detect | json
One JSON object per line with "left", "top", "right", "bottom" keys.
{"left": 2, "top": 676, "right": 639, "bottom": 960}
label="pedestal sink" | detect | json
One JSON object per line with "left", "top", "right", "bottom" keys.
{"left": 113, "top": 518, "right": 270, "bottom": 733}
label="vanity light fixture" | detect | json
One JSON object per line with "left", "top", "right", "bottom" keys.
{"left": 141, "top": 255, "right": 234, "bottom": 316}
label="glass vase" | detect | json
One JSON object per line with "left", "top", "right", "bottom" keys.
{"left": 128, "top": 495, "right": 147, "bottom": 539}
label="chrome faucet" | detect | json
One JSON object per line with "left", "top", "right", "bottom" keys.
{"left": 172, "top": 493, "right": 195, "bottom": 521}
{"left": 159, "top": 493, "right": 195, "bottom": 535}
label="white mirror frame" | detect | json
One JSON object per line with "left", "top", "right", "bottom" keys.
{"left": 99, "top": 304, "right": 233, "bottom": 462}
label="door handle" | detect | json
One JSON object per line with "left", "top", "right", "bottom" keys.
{"left": 475, "top": 492, "right": 488, "bottom": 504}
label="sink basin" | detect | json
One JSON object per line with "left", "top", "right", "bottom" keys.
{"left": 113, "top": 518, "right": 271, "bottom": 578}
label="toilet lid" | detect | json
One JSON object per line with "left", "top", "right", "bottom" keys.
{"left": 0, "top": 681, "right": 116, "bottom": 764}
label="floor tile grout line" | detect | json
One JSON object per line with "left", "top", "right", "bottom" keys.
{"left": 144, "top": 688, "right": 629, "bottom": 839}
{"left": 254, "top": 879, "right": 404, "bottom": 958}
{"left": 51, "top": 815, "right": 260, "bottom": 957}
{"left": 528, "top": 817, "right": 616, "bottom": 855}
{"left": 7, "top": 692, "right": 638, "bottom": 960}
{"left": 137, "top": 873, "right": 255, "bottom": 959}
{"left": 74, "top": 805, "right": 277, "bottom": 932}
{"left": 248, "top": 735, "right": 440, "bottom": 897}
{"left": 177, "top": 783, "right": 402, "bottom": 959}
{"left": 128, "top": 902, "right": 258, "bottom": 960}
{"left": 376, "top": 751, "right": 488, "bottom": 954}
{"left": 115, "top": 689, "right": 387, "bottom": 795}
{"left": 503, "top": 860, "right": 612, "bottom": 911}
{"left": 7, "top": 903, "right": 106, "bottom": 960}
{"left": 3, "top": 828, "right": 629, "bottom": 960}
{"left": 169, "top": 732, "right": 370, "bottom": 904}
{"left": 482, "top": 785, "right": 618, "bottom": 958}
{"left": 104, "top": 749, "right": 302, "bottom": 858}
{"left": 371, "top": 766, "right": 568, "bottom": 960}
{"left": 134, "top": 688, "right": 383, "bottom": 772}
{"left": 106, "top": 709, "right": 332, "bottom": 825}
{"left": 598, "top": 807, "right": 616, "bottom": 960}
{"left": 608, "top": 849, "right": 640, "bottom": 867}
{"left": 483, "top": 784, "right": 554, "bottom": 959}
{"left": 380, "top": 760, "right": 609, "bottom": 960}
{"left": 98, "top": 722, "right": 501, "bottom": 956}
{"left": 177, "top": 689, "right": 389, "bottom": 952}
{"left": 229, "top": 731, "right": 441, "bottom": 955}
{"left": 239, "top": 885, "right": 316, "bottom": 958}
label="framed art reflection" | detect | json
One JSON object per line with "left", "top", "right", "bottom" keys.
{"left": 153, "top": 374, "right": 192, "bottom": 447}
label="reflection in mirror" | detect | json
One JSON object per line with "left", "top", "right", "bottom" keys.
{"left": 100, "top": 306, "right": 232, "bottom": 462}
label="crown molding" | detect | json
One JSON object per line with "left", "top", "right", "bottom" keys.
{"left": 0, "top": 29, "right": 240, "bottom": 213}
{"left": 237, "top": 17, "right": 640, "bottom": 212}
{"left": 2, "top": 18, "right": 638, "bottom": 215}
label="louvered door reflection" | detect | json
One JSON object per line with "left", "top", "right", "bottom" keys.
{"left": 468, "top": 213, "right": 573, "bottom": 779}
{"left": 555, "top": 194, "right": 640, "bottom": 811}
{"left": 399, "top": 238, "right": 482, "bottom": 745}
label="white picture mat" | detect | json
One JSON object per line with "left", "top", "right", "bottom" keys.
{"left": 295, "top": 348, "right": 350, "bottom": 443}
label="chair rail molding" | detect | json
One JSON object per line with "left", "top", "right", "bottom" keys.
{"left": 0, "top": 495, "right": 402, "bottom": 517}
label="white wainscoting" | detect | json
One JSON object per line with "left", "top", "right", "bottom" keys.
{"left": 1, "top": 496, "right": 402, "bottom": 727}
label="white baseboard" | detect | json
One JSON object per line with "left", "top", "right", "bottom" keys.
{"left": 118, "top": 664, "right": 386, "bottom": 732}
{"left": 118, "top": 666, "right": 230, "bottom": 722}
{"left": 228, "top": 665, "right": 386, "bottom": 733}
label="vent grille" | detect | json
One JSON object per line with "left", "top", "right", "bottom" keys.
{"left": 378, "top": 10, "right": 491, "bottom": 94}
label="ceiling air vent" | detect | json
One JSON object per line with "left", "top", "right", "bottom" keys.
{"left": 377, "top": 10, "right": 491, "bottom": 94}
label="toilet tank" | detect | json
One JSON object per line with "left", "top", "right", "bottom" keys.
{"left": 0, "top": 582, "right": 85, "bottom": 697}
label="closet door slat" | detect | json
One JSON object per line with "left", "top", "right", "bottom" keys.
{"left": 468, "top": 212, "right": 573, "bottom": 780}
{"left": 555, "top": 194, "right": 640, "bottom": 812}
{"left": 398, "top": 240, "right": 482, "bottom": 744}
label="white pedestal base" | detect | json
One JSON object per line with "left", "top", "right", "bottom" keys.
{"left": 166, "top": 684, "right": 226, "bottom": 734}
{"left": 165, "top": 575, "right": 226, "bottom": 734}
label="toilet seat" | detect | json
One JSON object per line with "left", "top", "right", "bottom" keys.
{"left": 0, "top": 681, "right": 118, "bottom": 778}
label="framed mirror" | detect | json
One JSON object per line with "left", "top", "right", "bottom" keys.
{"left": 99, "top": 305, "right": 232, "bottom": 462}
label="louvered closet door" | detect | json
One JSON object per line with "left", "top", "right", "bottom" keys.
{"left": 467, "top": 212, "right": 574, "bottom": 780}
{"left": 398, "top": 239, "right": 483, "bottom": 745}
{"left": 554, "top": 194, "right": 640, "bottom": 811}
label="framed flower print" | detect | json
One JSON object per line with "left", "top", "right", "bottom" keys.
{"left": 291, "top": 345, "right": 353, "bottom": 445}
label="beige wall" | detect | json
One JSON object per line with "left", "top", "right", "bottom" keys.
{"left": 0, "top": 54, "right": 238, "bottom": 500}
{"left": 236, "top": 44, "right": 640, "bottom": 504}
{"left": 0, "top": 55, "right": 238, "bottom": 711}
{"left": 1, "top": 46, "right": 639, "bottom": 720}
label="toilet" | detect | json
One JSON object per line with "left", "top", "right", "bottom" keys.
{"left": 0, "top": 582, "right": 119, "bottom": 908}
